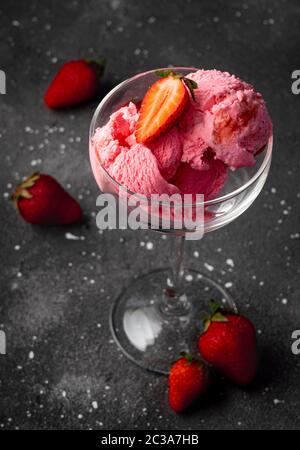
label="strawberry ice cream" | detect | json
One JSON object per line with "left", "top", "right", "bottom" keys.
{"left": 109, "top": 144, "right": 179, "bottom": 196}
{"left": 179, "top": 70, "right": 272, "bottom": 170}
{"left": 91, "top": 69, "right": 272, "bottom": 200}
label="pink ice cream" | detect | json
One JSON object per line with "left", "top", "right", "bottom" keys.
{"left": 91, "top": 69, "right": 272, "bottom": 200}
{"left": 109, "top": 144, "right": 179, "bottom": 196}
{"left": 173, "top": 155, "right": 227, "bottom": 201}
{"left": 179, "top": 70, "right": 272, "bottom": 170}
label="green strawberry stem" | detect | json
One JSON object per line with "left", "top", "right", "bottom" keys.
{"left": 11, "top": 173, "right": 40, "bottom": 206}
{"left": 179, "top": 351, "right": 195, "bottom": 364}
{"left": 155, "top": 69, "right": 198, "bottom": 100}
{"left": 85, "top": 58, "right": 106, "bottom": 79}
{"left": 202, "top": 300, "right": 228, "bottom": 332}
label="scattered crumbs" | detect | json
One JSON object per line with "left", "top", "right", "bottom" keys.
{"left": 185, "top": 274, "right": 193, "bottom": 282}
{"left": 148, "top": 16, "right": 156, "bottom": 23}
{"left": 226, "top": 258, "right": 234, "bottom": 268}
{"left": 283, "top": 209, "right": 289, "bottom": 215}
{"left": 90, "top": 279, "right": 95, "bottom": 285}
{"left": 193, "top": 251, "right": 199, "bottom": 258}
{"left": 259, "top": 281, "right": 264, "bottom": 286}
{"left": 291, "top": 233, "right": 299, "bottom": 239}
{"left": 217, "top": 248, "right": 222, "bottom": 252}
{"left": 62, "top": 390, "right": 67, "bottom": 398}
{"left": 204, "top": 262, "right": 214, "bottom": 272}
{"left": 146, "top": 242, "right": 153, "bottom": 250}
{"left": 257, "top": 329, "right": 262, "bottom": 335}
{"left": 30, "top": 159, "right": 42, "bottom": 167}
{"left": 92, "top": 401, "right": 98, "bottom": 409}
{"left": 14, "top": 245, "right": 20, "bottom": 251}
{"left": 65, "top": 232, "right": 85, "bottom": 240}
{"left": 140, "top": 241, "right": 145, "bottom": 247}
{"left": 78, "top": 414, "right": 83, "bottom": 419}
{"left": 225, "top": 282, "right": 233, "bottom": 288}
{"left": 28, "top": 351, "right": 34, "bottom": 360}
{"left": 213, "top": 16, "right": 220, "bottom": 22}
{"left": 282, "top": 298, "right": 288, "bottom": 305}
{"left": 161, "top": 235, "right": 167, "bottom": 240}
{"left": 270, "top": 187, "right": 276, "bottom": 194}
{"left": 273, "top": 398, "right": 284, "bottom": 405}
{"left": 12, "top": 20, "right": 20, "bottom": 27}
{"left": 17, "top": 365, "right": 23, "bottom": 370}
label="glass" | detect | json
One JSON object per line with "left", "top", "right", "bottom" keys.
{"left": 89, "top": 67, "right": 273, "bottom": 374}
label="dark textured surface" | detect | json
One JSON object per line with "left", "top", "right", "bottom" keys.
{"left": 0, "top": 0, "right": 300, "bottom": 430}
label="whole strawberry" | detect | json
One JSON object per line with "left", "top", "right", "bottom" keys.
{"left": 44, "top": 59, "right": 105, "bottom": 108}
{"left": 12, "top": 173, "right": 82, "bottom": 225}
{"left": 168, "top": 353, "right": 210, "bottom": 413}
{"left": 198, "top": 301, "right": 257, "bottom": 386}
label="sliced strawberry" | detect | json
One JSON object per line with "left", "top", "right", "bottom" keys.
{"left": 135, "top": 75, "right": 189, "bottom": 144}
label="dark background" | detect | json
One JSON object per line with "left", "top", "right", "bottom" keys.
{"left": 0, "top": 0, "right": 300, "bottom": 430}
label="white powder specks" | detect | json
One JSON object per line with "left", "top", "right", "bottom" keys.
{"left": 92, "top": 401, "right": 98, "bottom": 409}
{"left": 28, "top": 351, "right": 34, "bottom": 360}
{"left": 65, "top": 232, "right": 85, "bottom": 241}
{"left": 185, "top": 274, "right": 193, "bottom": 282}
{"left": 146, "top": 242, "right": 153, "bottom": 250}
{"left": 204, "top": 262, "right": 214, "bottom": 272}
{"left": 225, "top": 282, "right": 233, "bottom": 288}
{"left": 226, "top": 258, "right": 235, "bottom": 268}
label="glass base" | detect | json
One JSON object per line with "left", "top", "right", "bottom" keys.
{"left": 110, "top": 268, "right": 237, "bottom": 374}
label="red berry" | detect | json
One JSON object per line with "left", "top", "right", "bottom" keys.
{"left": 198, "top": 302, "right": 257, "bottom": 386}
{"left": 135, "top": 70, "right": 198, "bottom": 144}
{"left": 12, "top": 173, "right": 82, "bottom": 225}
{"left": 44, "top": 59, "right": 105, "bottom": 108}
{"left": 168, "top": 354, "right": 210, "bottom": 413}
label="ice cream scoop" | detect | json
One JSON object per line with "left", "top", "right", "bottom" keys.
{"left": 108, "top": 144, "right": 179, "bottom": 196}
{"left": 173, "top": 155, "right": 227, "bottom": 201}
{"left": 179, "top": 69, "right": 272, "bottom": 170}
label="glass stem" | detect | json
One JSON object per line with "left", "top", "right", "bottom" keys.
{"left": 170, "top": 234, "right": 185, "bottom": 293}
{"left": 159, "top": 234, "right": 190, "bottom": 317}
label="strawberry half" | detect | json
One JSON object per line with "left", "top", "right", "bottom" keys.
{"left": 168, "top": 353, "right": 210, "bottom": 413}
{"left": 44, "top": 59, "right": 105, "bottom": 109}
{"left": 198, "top": 301, "right": 258, "bottom": 386}
{"left": 135, "top": 70, "right": 197, "bottom": 144}
{"left": 12, "top": 173, "right": 82, "bottom": 225}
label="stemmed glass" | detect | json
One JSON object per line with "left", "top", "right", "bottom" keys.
{"left": 89, "top": 67, "right": 273, "bottom": 374}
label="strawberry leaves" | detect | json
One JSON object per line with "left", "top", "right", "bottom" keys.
{"left": 11, "top": 173, "right": 40, "bottom": 205}
{"left": 202, "top": 300, "right": 229, "bottom": 332}
{"left": 155, "top": 69, "right": 198, "bottom": 100}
